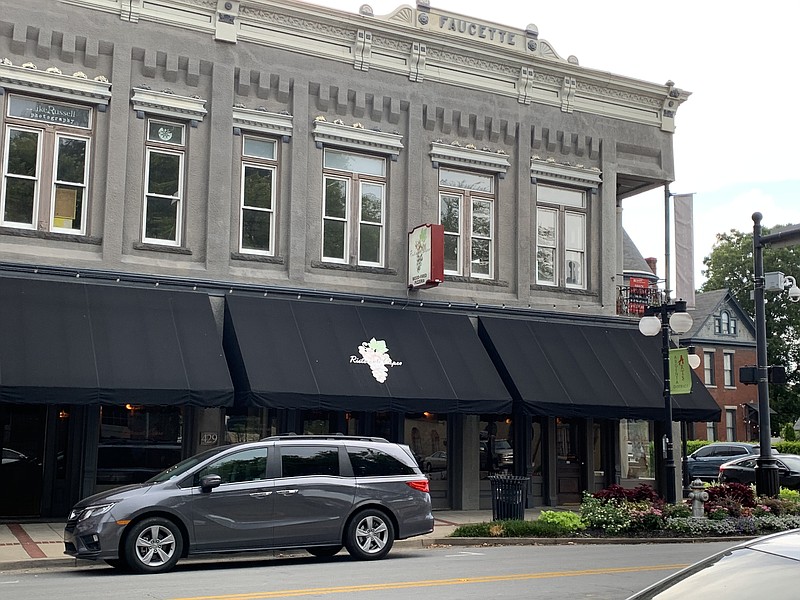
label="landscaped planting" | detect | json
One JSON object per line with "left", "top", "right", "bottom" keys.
{"left": 450, "top": 483, "right": 800, "bottom": 538}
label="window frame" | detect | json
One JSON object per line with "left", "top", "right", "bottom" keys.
{"left": 321, "top": 149, "right": 386, "bottom": 268}
{"left": 141, "top": 119, "right": 186, "bottom": 247}
{"left": 535, "top": 184, "right": 587, "bottom": 289}
{"left": 238, "top": 134, "right": 278, "bottom": 256}
{"left": 723, "top": 352, "right": 735, "bottom": 387}
{"left": 437, "top": 167, "right": 495, "bottom": 279}
{"left": 726, "top": 408, "right": 736, "bottom": 441}
{"left": 1, "top": 94, "right": 93, "bottom": 235}
{"left": 703, "top": 351, "right": 716, "bottom": 387}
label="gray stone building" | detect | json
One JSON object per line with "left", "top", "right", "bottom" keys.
{"left": 0, "top": 0, "right": 717, "bottom": 518}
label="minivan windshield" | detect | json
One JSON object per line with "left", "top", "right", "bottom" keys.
{"left": 146, "top": 445, "right": 232, "bottom": 483}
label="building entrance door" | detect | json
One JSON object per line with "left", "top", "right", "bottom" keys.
{"left": 556, "top": 418, "right": 583, "bottom": 504}
{"left": 0, "top": 405, "right": 46, "bottom": 517}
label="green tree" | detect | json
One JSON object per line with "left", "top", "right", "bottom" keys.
{"left": 700, "top": 226, "right": 800, "bottom": 434}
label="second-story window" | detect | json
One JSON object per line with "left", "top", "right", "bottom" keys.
{"left": 322, "top": 149, "right": 386, "bottom": 267}
{"left": 704, "top": 351, "right": 716, "bottom": 386}
{"left": 142, "top": 120, "right": 185, "bottom": 246}
{"left": 438, "top": 168, "right": 494, "bottom": 278}
{"left": 723, "top": 352, "right": 734, "bottom": 387}
{"left": 535, "top": 185, "right": 587, "bottom": 289}
{"left": 1, "top": 95, "right": 92, "bottom": 235}
{"left": 239, "top": 136, "right": 277, "bottom": 255}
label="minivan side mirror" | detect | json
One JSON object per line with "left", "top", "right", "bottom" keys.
{"left": 200, "top": 474, "right": 222, "bottom": 492}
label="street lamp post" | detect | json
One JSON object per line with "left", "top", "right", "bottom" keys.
{"left": 751, "top": 213, "right": 800, "bottom": 497}
{"left": 639, "top": 299, "right": 693, "bottom": 504}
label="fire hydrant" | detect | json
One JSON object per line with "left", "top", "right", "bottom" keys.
{"left": 688, "top": 479, "right": 708, "bottom": 518}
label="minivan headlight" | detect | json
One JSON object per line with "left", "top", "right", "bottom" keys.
{"left": 70, "top": 503, "right": 115, "bottom": 521}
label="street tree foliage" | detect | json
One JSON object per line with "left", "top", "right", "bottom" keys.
{"left": 700, "top": 226, "right": 800, "bottom": 434}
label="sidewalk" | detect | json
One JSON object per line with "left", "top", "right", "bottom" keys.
{"left": 0, "top": 509, "right": 500, "bottom": 572}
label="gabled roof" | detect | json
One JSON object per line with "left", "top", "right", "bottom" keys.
{"left": 684, "top": 288, "right": 756, "bottom": 342}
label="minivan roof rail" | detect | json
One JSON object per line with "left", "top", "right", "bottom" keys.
{"left": 260, "top": 434, "right": 390, "bottom": 443}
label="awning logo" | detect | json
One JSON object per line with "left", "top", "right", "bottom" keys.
{"left": 350, "top": 338, "right": 403, "bottom": 383}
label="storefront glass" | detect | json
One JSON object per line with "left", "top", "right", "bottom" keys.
{"left": 405, "top": 413, "right": 446, "bottom": 477}
{"left": 225, "top": 408, "right": 276, "bottom": 443}
{"left": 621, "top": 419, "right": 654, "bottom": 479}
{"left": 97, "top": 405, "right": 182, "bottom": 489}
{"left": 531, "top": 420, "right": 543, "bottom": 476}
{"left": 478, "top": 416, "right": 513, "bottom": 479}
{"left": 0, "top": 405, "right": 45, "bottom": 517}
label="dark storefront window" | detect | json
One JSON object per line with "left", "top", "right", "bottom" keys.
{"left": 406, "top": 414, "right": 446, "bottom": 476}
{"left": 97, "top": 405, "right": 182, "bottom": 488}
{"left": 479, "top": 417, "right": 513, "bottom": 479}
{"left": 0, "top": 405, "right": 45, "bottom": 517}
{"left": 225, "top": 408, "right": 276, "bottom": 443}
{"left": 531, "top": 420, "right": 543, "bottom": 476}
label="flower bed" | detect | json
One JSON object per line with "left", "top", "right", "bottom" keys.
{"left": 450, "top": 484, "right": 800, "bottom": 538}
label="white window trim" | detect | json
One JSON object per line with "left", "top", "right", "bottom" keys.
{"left": 1, "top": 125, "right": 41, "bottom": 230}
{"left": 313, "top": 121, "right": 403, "bottom": 159}
{"left": 357, "top": 180, "right": 385, "bottom": 267}
{"left": 430, "top": 141, "right": 510, "bottom": 176}
{"left": 440, "top": 192, "right": 463, "bottom": 276}
{"left": 321, "top": 174, "right": 351, "bottom": 264}
{"left": 131, "top": 87, "right": 207, "bottom": 125}
{"left": 49, "top": 132, "right": 91, "bottom": 235}
{"left": 723, "top": 351, "right": 736, "bottom": 388}
{"left": 530, "top": 157, "right": 601, "bottom": 188}
{"left": 0, "top": 62, "right": 111, "bottom": 108}
{"left": 239, "top": 162, "right": 276, "bottom": 256}
{"left": 535, "top": 186, "right": 587, "bottom": 289}
{"left": 233, "top": 107, "right": 293, "bottom": 141}
{"left": 142, "top": 146, "right": 184, "bottom": 246}
{"left": 470, "top": 196, "right": 494, "bottom": 280}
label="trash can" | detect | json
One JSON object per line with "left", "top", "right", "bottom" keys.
{"left": 488, "top": 475, "right": 529, "bottom": 520}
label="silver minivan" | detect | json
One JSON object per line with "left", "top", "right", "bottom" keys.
{"left": 64, "top": 435, "right": 433, "bottom": 573}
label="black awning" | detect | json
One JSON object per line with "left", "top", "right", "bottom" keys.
{"left": 223, "top": 296, "right": 512, "bottom": 414}
{"left": 0, "top": 277, "right": 233, "bottom": 406}
{"left": 478, "top": 316, "right": 720, "bottom": 422}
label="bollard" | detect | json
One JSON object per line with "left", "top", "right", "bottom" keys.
{"left": 688, "top": 479, "right": 709, "bottom": 518}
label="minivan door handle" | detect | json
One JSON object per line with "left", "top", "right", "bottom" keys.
{"left": 275, "top": 489, "right": 298, "bottom": 496}
{"left": 249, "top": 491, "right": 272, "bottom": 498}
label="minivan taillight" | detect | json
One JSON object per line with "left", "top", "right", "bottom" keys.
{"left": 407, "top": 480, "right": 429, "bottom": 494}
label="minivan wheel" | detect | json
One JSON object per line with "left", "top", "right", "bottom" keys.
{"left": 344, "top": 509, "right": 394, "bottom": 560}
{"left": 306, "top": 545, "right": 343, "bottom": 558}
{"left": 123, "top": 517, "right": 183, "bottom": 574}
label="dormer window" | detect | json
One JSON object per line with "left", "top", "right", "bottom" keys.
{"left": 714, "top": 310, "right": 737, "bottom": 336}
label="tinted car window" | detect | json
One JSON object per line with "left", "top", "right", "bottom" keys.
{"left": 348, "top": 446, "right": 415, "bottom": 476}
{"left": 194, "top": 447, "right": 268, "bottom": 485}
{"left": 693, "top": 446, "right": 715, "bottom": 458}
{"left": 281, "top": 446, "right": 339, "bottom": 477}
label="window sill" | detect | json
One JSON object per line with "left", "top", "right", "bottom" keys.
{"left": 133, "top": 241, "right": 192, "bottom": 255}
{"left": 231, "top": 252, "right": 285, "bottom": 265}
{"left": 445, "top": 275, "right": 509, "bottom": 287}
{"left": 311, "top": 260, "right": 397, "bottom": 276}
{"left": 530, "top": 284, "right": 594, "bottom": 296}
{"left": 0, "top": 227, "right": 102, "bottom": 245}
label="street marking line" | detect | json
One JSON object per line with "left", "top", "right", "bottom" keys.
{"left": 170, "top": 564, "right": 690, "bottom": 600}
{"left": 7, "top": 525, "right": 46, "bottom": 559}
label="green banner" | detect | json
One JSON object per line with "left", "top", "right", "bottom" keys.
{"left": 669, "top": 348, "right": 692, "bottom": 395}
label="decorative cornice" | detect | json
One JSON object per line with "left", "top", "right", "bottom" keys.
{"left": 232, "top": 106, "right": 293, "bottom": 140}
{"left": 430, "top": 141, "right": 510, "bottom": 175}
{"left": 530, "top": 157, "right": 602, "bottom": 188}
{"left": 0, "top": 61, "right": 111, "bottom": 107}
{"left": 312, "top": 120, "right": 404, "bottom": 158}
{"left": 130, "top": 87, "right": 207, "bottom": 124}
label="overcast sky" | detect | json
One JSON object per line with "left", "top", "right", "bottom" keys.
{"left": 302, "top": 0, "right": 800, "bottom": 288}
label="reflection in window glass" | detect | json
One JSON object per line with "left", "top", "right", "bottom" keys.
{"left": 621, "top": 419, "right": 653, "bottom": 479}
{"left": 438, "top": 168, "right": 493, "bottom": 193}
{"left": 195, "top": 448, "right": 267, "bottom": 485}
{"left": 531, "top": 420, "right": 543, "bottom": 476}
{"left": 324, "top": 149, "right": 384, "bottom": 176}
{"left": 479, "top": 417, "right": 513, "bottom": 480}
{"left": 347, "top": 446, "right": 415, "bottom": 477}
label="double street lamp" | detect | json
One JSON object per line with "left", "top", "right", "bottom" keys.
{"left": 638, "top": 299, "right": 694, "bottom": 504}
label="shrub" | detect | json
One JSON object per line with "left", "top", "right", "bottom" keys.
{"left": 706, "top": 483, "right": 756, "bottom": 508}
{"left": 538, "top": 510, "right": 585, "bottom": 533}
{"left": 780, "top": 423, "right": 797, "bottom": 442}
{"left": 580, "top": 493, "right": 631, "bottom": 534}
{"left": 451, "top": 522, "right": 491, "bottom": 537}
{"left": 592, "top": 483, "right": 662, "bottom": 504}
{"left": 775, "top": 441, "right": 800, "bottom": 455}
{"left": 662, "top": 502, "right": 692, "bottom": 518}
{"left": 626, "top": 501, "right": 665, "bottom": 532}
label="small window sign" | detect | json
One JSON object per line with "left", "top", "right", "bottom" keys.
{"left": 8, "top": 95, "right": 91, "bottom": 128}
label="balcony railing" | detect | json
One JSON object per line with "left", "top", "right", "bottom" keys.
{"left": 616, "top": 285, "right": 664, "bottom": 317}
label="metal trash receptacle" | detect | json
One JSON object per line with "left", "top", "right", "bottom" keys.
{"left": 488, "top": 475, "right": 530, "bottom": 520}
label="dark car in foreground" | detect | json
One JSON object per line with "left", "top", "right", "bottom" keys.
{"left": 719, "top": 453, "right": 800, "bottom": 489}
{"left": 64, "top": 435, "right": 433, "bottom": 574}
{"left": 685, "top": 442, "right": 762, "bottom": 481}
{"left": 627, "top": 528, "right": 800, "bottom": 599}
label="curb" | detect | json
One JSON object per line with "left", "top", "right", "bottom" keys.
{"left": 0, "top": 536, "right": 755, "bottom": 572}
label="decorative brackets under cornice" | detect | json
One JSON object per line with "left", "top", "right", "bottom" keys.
{"left": 131, "top": 87, "right": 207, "bottom": 126}
{"left": 530, "top": 157, "right": 601, "bottom": 188}
{"left": 430, "top": 141, "right": 511, "bottom": 176}
{"left": 0, "top": 62, "right": 111, "bottom": 109}
{"left": 312, "top": 120, "right": 404, "bottom": 159}
{"left": 232, "top": 106, "right": 293, "bottom": 142}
